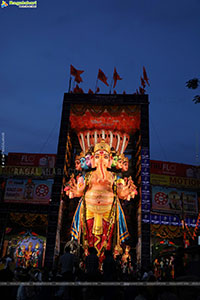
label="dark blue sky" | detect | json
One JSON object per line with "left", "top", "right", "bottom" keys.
{"left": 1, "top": 0, "right": 200, "bottom": 165}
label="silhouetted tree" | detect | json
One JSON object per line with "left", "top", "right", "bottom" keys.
{"left": 186, "top": 78, "right": 200, "bottom": 104}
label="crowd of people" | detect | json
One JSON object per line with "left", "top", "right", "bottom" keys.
{"left": 0, "top": 245, "right": 200, "bottom": 300}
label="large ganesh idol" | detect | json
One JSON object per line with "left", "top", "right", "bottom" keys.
{"left": 65, "top": 140, "right": 137, "bottom": 257}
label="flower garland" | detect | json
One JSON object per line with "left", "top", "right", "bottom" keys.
{"left": 81, "top": 171, "right": 91, "bottom": 248}
{"left": 98, "top": 174, "right": 118, "bottom": 257}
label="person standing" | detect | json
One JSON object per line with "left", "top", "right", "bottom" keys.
{"left": 58, "top": 245, "right": 75, "bottom": 281}
{"left": 85, "top": 247, "right": 100, "bottom": 281}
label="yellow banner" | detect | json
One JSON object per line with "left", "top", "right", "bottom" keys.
{"left": 150, "top": 174, "right": 170, "bottom": 186}
{"left": 150, "top": 174, "right": 200, "bottom": 189}
{"left": 0, "top": 166, "right": 42, "bottom": 176}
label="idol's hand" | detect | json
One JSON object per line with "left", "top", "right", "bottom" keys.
{"left": 127, "top": 177, "right": 137, "bottom": 196}
{"left": 125, "top": 177, "right": 137, "bottom": 200}
{"left": 64, "top": 175, "right": 85, "bottom": 198}
{"left": 117, "top": 176, "right": 137, "bottom": 200}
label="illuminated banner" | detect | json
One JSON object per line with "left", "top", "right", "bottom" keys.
{"left": 0, "top": 166, "right": 56, "bottom": 177}
{"left": 150, "top": 160, "right": 200, "bottom": 179}
{"left": 7, "top": 153, "right": 56, "bottom": 167}
{"left": 0, "top": 166, "right": 42, "bottom": 176}
{"left": 150, "top": 214, "right": 200, "bottom": 227}
{"left": 4, "top": 179, "right": 53, "bottom": 204}
{"left": 152, "top": 186, "right": 198, "bottom": 215}
{"left": 150, "top": 174, "right": 200, "bottom": 189}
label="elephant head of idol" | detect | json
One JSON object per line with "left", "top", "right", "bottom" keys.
{"left": 93, "top": 140, "right": 111, "bottom": 179}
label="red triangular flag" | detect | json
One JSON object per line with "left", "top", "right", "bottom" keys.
{"left": 70, "top": 65, "right": 84, "bottom": 82}
{"left": 113, "top": 67, "right": 122, "bottom": 88}
{"left": 73, "top": 84, "right": 79, "bottom": 93}
{"left": 95, "top": 87, "right": 100, "bottom": 93}
{"left": 97, "top": 69, "right": 109, "bottom": 86}
{"left": 140, "top": 77, "right": 146, "bottom": 88}
{"left": 74, "top": 74, "right": 83, "bottom": 83}
{"left": 78, "top": 87, "right": 84, "bottom": 94}
{"left": 88, "top": 89, "right": 94, "bottom": 94}
{"left": 113, "top": 90, "right": 117, "bottom": 94}
{"left": 143, "top": 66, "right": 150, "bottom": 86}
{"left": 73, "top": 84, "right": 84, "bottom": 93}
{"left": 139, "top": 87, "right": 145, "bottom": 95}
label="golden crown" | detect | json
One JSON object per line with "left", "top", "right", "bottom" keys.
{"left": 94, "top": 140, "right": 110, "bottom": 153}
{"left": 79, "top": 152, "right": 85, "bottom": 159}
{"left": 118, "top": 154, "right": 125, "bottom": 160}
{"left": 118, "top": 154, "right": 128, "bottom": 161}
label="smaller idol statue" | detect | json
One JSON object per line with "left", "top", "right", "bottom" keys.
{"left": 25, "top": 242, "right": 33, "bottom": 268}
{"left": 16, "top": 245, "right": 26, "bottom": 267}
{"left": 32, "top": 243, "right": 40, "bottom": 268}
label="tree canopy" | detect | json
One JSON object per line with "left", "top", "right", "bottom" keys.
{"left": 186, "top": 78, "right": 200, "bottom": 104}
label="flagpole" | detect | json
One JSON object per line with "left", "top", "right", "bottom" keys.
{"left": 72, "top": 78, "right": 75, "bottom": 92}
{"left": 95, "top": 78, "right": 98, "bottom": 93}
{"left": 109, "top": 78, "right": 113, "bottom": 94}
{"left": 68, "top": 76, "right": 72, "bottom": 93}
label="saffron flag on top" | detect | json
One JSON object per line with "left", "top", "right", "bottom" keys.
{"left": 88, "top": 89, "right": 94, "bottom": 94}
{"left": 73, "top": 84, "right": 84, "bottom": 94}
{"left": 70, "top": 65, "right": 84, "bottom": 77}
{"left": 140, "top": 77, "right": 146, "bottom": 88}
{"left": 70, "top": 65, "right": 84, "bottom": 83}
{"left": 74, "top": 74, "right": 83, "bottom": 83}
{"left": 97, "top": 69, "right": 109, "bottom": 86}
{"left": 113, "top": 67, "right": 122, "bottom": 88}
{"left": 139, "top": 86, "right": 145, "bottom": 95}
{"left": 95, "top": 87, "right": 100, "bottom": 93}
{"left": 143, "top": 66, "right": 150, "bottom": 86}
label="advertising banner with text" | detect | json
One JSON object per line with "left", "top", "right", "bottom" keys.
{"left": 150, "top": 174, "right": 200, "bottom": 190}
{"left": 4, "top": 179, "right": 53, "bottom": 204}
{"left": 152, "top": 185, "right": 198, "bottom": 215}
{"left": 0, "top": 166, "right": 56, "bottom": 178}
{"left": 150, "top": 160, "right": 200, "bottom": 179}
{"left": 7, "top": 153, "right": 56, "bottom": 168}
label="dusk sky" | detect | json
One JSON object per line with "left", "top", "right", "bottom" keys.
{"left": 1, "top": 0, "right": 200, "bottom": 166}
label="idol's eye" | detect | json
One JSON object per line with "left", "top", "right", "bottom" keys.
{"left": 104, "top": 155, "right": 109, "bottom": 159}
{"left": 95, "top": 155, "right": 99, "bottom": 159}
